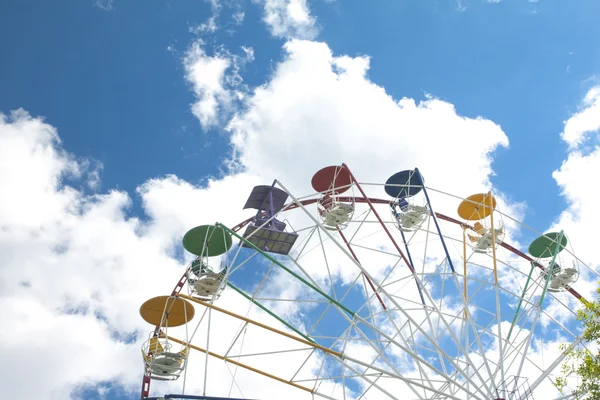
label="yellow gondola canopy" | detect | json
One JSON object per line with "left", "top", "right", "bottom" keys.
{"left": 140, "top": 296, "right": 195, "bottom": 327}
{"left": 457, "top": 193, "right": 497, "bottom": 221}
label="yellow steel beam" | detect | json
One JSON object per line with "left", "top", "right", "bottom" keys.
{"left": 165, "top": 335, "right": 313, "bottom": 393}
{"left": 178, "top": 293, "right": 343, "bottom": 358}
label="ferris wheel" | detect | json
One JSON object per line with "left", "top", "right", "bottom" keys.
{"left": 138, "top": 164, "right": 593, "bottom": 400}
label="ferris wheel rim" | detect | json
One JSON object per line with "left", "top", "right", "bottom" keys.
{"left": 146, "top": 178, "right": 587, "bottom": 400}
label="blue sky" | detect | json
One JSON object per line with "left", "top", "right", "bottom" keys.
{"left": 1, "top": 0, "right": 599, "bottom": 399}
{"left": 2, "top": 0, "right": 599, "bottom": 226}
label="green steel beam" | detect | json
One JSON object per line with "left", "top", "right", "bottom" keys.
{"left": 227, "top": 282, "right": 316, "bottom": 343}
{"left": 539, "top": 230, "right": 564, "bottom": 306}
{"left": 216, "top": 222, "right": 356, "bottom": 318}
{"left": 507, "top": 261, "right": 536, "bottom": 341}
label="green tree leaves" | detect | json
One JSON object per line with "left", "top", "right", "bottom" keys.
{"left": 555, "top": 285, "right": 600, "bottom": 399}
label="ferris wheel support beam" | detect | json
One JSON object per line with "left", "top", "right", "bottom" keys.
{"left": 524, "top": 335, "right": 584, "bottom": 399}
{"left": 141, "top": 263, "right": 193, "bottom": 399}
{"left": 334, "top": 212, "right": 409, "bottom": 392}
{"left": 514, "top": 230, "right": 565, "bottom": 390}
{"left": 336, "top": 228, "right": 438, "bottom": 399}
{"left": 227, "top": 224, "right": 400, "bottom": 394}
{"left": 164, "top": 335, "right": 328, "bottom": 397}
{"left": 231, "top": 194, "right": 587, "bottom": 306}
{"left": 217, "top": 223, "right": 356, "bottom": 317}
{"left": 226, "top": 282, "right": 316, "bottom": 343}
{"left": 275, "top": 179, "right": 493, "bottom": 399}
{"left": 337, "top": 166, "right": 486, "bottom": 391}
{"left": 218, "top": 187, "right": 589, "bottom": 399}
{"left": 337, "top": 228, "right": 388, "bottom": 309}
{"left": 307, "top": 265, "right": 439, "bottom": 400}
{"left": 414, "top": 168, "right": 455, "bottom": 276}
{"left": 507, "top": 262, "right": 537, "bottom": 341}
{"left": 341, "top": 164, "right": 426, "bottom": 304}
{"left": 415, "top": 170, "right": 498, "bottom": 393}
{"left": 179, "top": 293, "right": 343, "bottom": 357}
{"left": 179, "top": 296, "right": 468, "bottom": 400}
{"left": 487, "top": 191, "right": 507, "bottom": 393}
{"left": 391, "top": 227, "right": 443, "bottom": 397}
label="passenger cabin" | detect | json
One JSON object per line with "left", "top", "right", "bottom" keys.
{"left": 241, "top": 185, "right": 299, "bottom": 255}
{"left": 312, "top": 165, "right": 355, "bottom": 230}
{"left": 385, "top": 169, "right": 429, "bottom": 232}
{"left": 142, "top": 335, "right": 190, "bottom": 380}
{"left": 467, "top": 222, "right": 504, "bottom": 253}
{"left": 529, "top": 232, "right": 579, "bottom": 293}
{"left": 187, "top": 258, "right": 228, "bottom": 301}
{"left": 139, "top": 296, "right": 195, "bottom": 381}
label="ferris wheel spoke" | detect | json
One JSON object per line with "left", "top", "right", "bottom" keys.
{"left": 344, "top": 286, "right": 437, "bottom": 395}
{"left": 316, "top": 227, "right": 339, "bottom": 301}
{"left": 294, "top": 371, "right": 384, "bottom": 383}
{"left": 352, "top": 312, "right": 487, "bottom": 399}
{"left": 143, "top": 173, "right": 592, "bottom": 400}
{"left": 363, "top": 265, "right": 488, "bottom": 397}
{"left": 403, "top": 216, "right": 499, "bottom": 396}
{"left": 423, "top": 207, "right": 501, "bottom": 395}
{"left": 342, "top": 316, "right": 429, "bottom": 399}
{"left": 292, "top": 225, "right": 318, "bottom": 261}
{"left": 526, "top": 335, "right": 584, "bottom": 396}
{"left": 404, "top": 317, "right": 436, "bottom": 398}
{"left": 311, "top": 348, "right": 329, "bottom": 393}
{"left": 309, "top": 318, "right": 433, "bottom": 400}
{"left": 277, "top": 179, "right": 496, "bottom": 398}
{"left": 308, "top": 290, "right": 464, "bottom": 399}
{"left": 355, "top": 373, "right": 384, "bottom": 400}
{"left": 513, "top": 231, "right": 565, "bottom": 383}
{"left": 227, "top": 249, "right": 260, "bottom": 276}
{"left": 360, "top": 273, "right": 385, "bottom": 353}
{"left": 347, "top": 207, "right": 373, "bottom": 243}
{"left": 359, "top": 302, "right": 439, "bottom": 397}
{"left": 347, "top": 242, "right": 403, "bottom": 258}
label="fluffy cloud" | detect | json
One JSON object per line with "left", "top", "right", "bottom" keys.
{"left": 227, "top": 40, "right": 508, "bottom": 197}
{"left": 561, "top": 86, "right": 600, "bottom": 149}
{"left": 551, "top": 86, "right": 600, "bottom": 298}
{"left": 184, "top": 44, "right": 233, "bottom": 128}
{"left": 184, "top": 43, "right": 254, "bottom": 128}
{"left": 192, "top": 0, "right": 221, "bottom": 34}
{"left": 94, "top": 0, "right": 114, "bottom": 11}
{"left": 0, "top": 110, "right": 198, "bottom": 398}
{"left": 261, "top": 0, "right": 318, "bottom": 39}
{"left": 4, "top": 38, "right": 581, "bottom": 399}
{"left": 180, "top": 38, "right": 575, "bottom": 398}
{"left": 537, "top": 85, "right": 600, "bottom": 393}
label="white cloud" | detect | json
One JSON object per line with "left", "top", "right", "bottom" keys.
{"left": 261, "top": 0, "right": 318, "bottom": 39}
{"left": 0, "top": 111, "right": 157, "bottom": 398}
{"left": 0, "top": 109, "right": 329, "bottom": 399}
{"left": 228, "top": 40, "right": 508, "bottom": 197}
{"left": 184, "top": 43, "right": 231, "bottom": 128}
{"left": 94, "top": 0, "right": 114, "bottom": 11}
{"left": 5, "top": 39, "right": 583, "bottom": 400}
{"left": 233, "top": 10, "right": 245, "bottom": 25}
{"left": 184, "top": 43, "right": 254, "bottom": 129}
{"left": 561, "top": 86, "right": 600, "bottom": 149}
{"left": 192, "top": 0, "right": 221, "bottom": 34}
{"left": 544, "top": 86, "right": 600, "bottom": 390}
{"left": 553, "top": 86, "right": 600, "bottom": 270}
{"left": 177, "top": 39, "right": 531, "bottom": 400}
